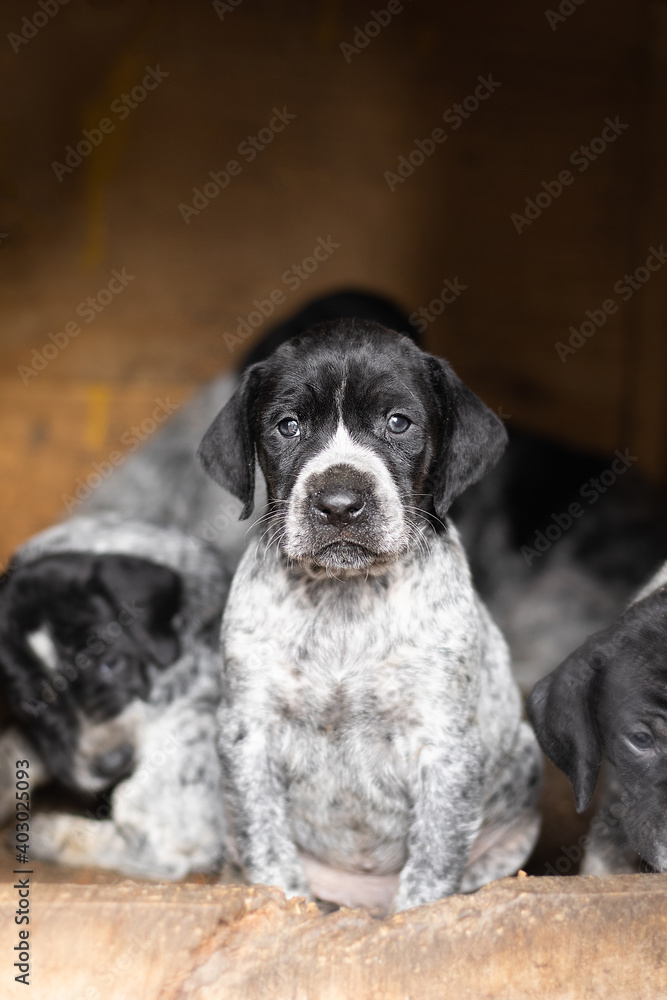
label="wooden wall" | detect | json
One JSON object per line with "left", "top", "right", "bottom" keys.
{"left": 0, "top": 0, "right": 665, "bottom": 567}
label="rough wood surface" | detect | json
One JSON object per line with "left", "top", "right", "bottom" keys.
{"left": 1, "top": 874, "right": 665, "bottom": 999}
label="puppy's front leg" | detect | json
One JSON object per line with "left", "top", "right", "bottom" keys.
{"left": 392, "top": 753, "right": 483, "bottom": 912}
{"left": 219, "top": 708, "right": 310, "bottom": 899}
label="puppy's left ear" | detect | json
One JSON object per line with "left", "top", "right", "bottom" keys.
{"left": 96, "top": 555, "right": 182, "bottom": 667}
{"left": 526, "top": 650, "right": 603, "bottom": 812}
{"left": 197, "top": 366, "right": 261, "bottom": 519}
{"left": 427, "top": 357, "right": 507, "bottom": 517}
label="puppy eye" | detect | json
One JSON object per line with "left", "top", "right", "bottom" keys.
{"left": 100, "top": 655, "right": 128, "bottom": 678}
{"left": 387, "top": 414, "right": 411, "bottom": 434}
{"left": 278, "top": 418, "right": 300, "bottom": 438}
{"left": 627, "top": 730, "right": 655, "bottom": 751}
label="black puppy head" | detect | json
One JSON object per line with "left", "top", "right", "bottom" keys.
{"left": 597, "top": 587, "right": 667, "bottom": 870}
{"left": 528, "top": 586, "right": 667, "bottom": 868}
{"left": 527, "top": 639, "right": 604, "bottom": 813}
{"left": 0, "top": 552, "right": 182, "bottom": 793}
{"left": 198, "top": 320, "right": 506, "bottom": 574}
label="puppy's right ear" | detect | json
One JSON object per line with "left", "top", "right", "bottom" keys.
{"left": 526, "top": 648, "right": 603, "bottom": 812}
{"left": 197, "top": 366, "right": 261, "bottom": 519}
{"left": 426, "top": 357, "right": 508, "bottom": 517}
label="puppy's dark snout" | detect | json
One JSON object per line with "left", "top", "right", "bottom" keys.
{"left": 91, "top": 743, "right": 135, "bottom": 781}
{"left": 311, "top": 486, "right": 366, "bottom": 527}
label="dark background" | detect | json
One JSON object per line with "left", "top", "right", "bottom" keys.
{"left": 1, "top": 0, "right": 665, "bottom": 567}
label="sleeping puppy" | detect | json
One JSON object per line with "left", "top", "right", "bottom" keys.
{"left": 527, "top": 564, "right": 667, "bottom": 875}
{"left": 198, "top": 319, "right": 543, "bottom": 912}
{"left": 0, "top": 516, "right": 230, "bottom": 879}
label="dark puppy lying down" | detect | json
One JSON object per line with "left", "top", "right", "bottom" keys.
{"left": 527, "top": 564, "right": 667, "bottom": 874}
{"left": 199, "top": 319, "right": 542, "bottom": 912}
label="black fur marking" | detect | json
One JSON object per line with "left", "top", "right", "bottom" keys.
{"left": 0, "top": 552, "right": 182, "bottom": 790}
{"left": 527, "top": 583, "right": 667, "bottom": 869}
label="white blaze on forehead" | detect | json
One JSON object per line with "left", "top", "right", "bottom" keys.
{"left": 26, "top": 627, "right": 59, "bottom": 672}
{"left": 284, "top": 420, "right": 407, "bottom": 558}
{"left": 296, "top": 421, "right": 402, "bottom": 507}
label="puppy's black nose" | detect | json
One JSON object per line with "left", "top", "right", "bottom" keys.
{"left": 311, "top": 487, "right": 366, "bottom": 527}
{"left": 91, "top": 743, "right": 134, "bottom": 781}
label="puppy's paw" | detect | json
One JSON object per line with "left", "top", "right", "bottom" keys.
{"left": 30, "top": 813, "right": 117, "bottom": 867}
{"left": 30, "top": 813, "right": 83, "bottom": 862}
{"left": 391, "top": 875, "right": 455, "bottom": 913}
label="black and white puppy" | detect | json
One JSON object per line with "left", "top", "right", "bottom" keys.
{"left": 199, "top": 320, "right": 543, "bottom": 912}
{"left": 527, "top": 564, "right": 667, "bottom": 875}
{"left": 0, "top": 516, "right": 230, "bottom": 878}
{"left": 0, "top": 548, "right": 181, "bottom": 791}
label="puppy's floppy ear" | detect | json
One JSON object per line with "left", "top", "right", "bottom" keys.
{"left": 426, "top": 357, "right": 507, "bottom": 517}
{"left": 95, "top": 555, "right": 182, "bottom": 667}
{"left": 197, "top": 365, "right": 261, "bottom": 519}
{"left": 526, "top": 649, "right": 603, "bottom": 812}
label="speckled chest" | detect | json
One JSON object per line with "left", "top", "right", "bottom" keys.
{"left": 221, "top": 531, "right": 482, "bottom": 755}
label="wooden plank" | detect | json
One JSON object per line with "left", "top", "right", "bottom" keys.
{"left": 1, "top": 875, "right": 665, "bottom": 999}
